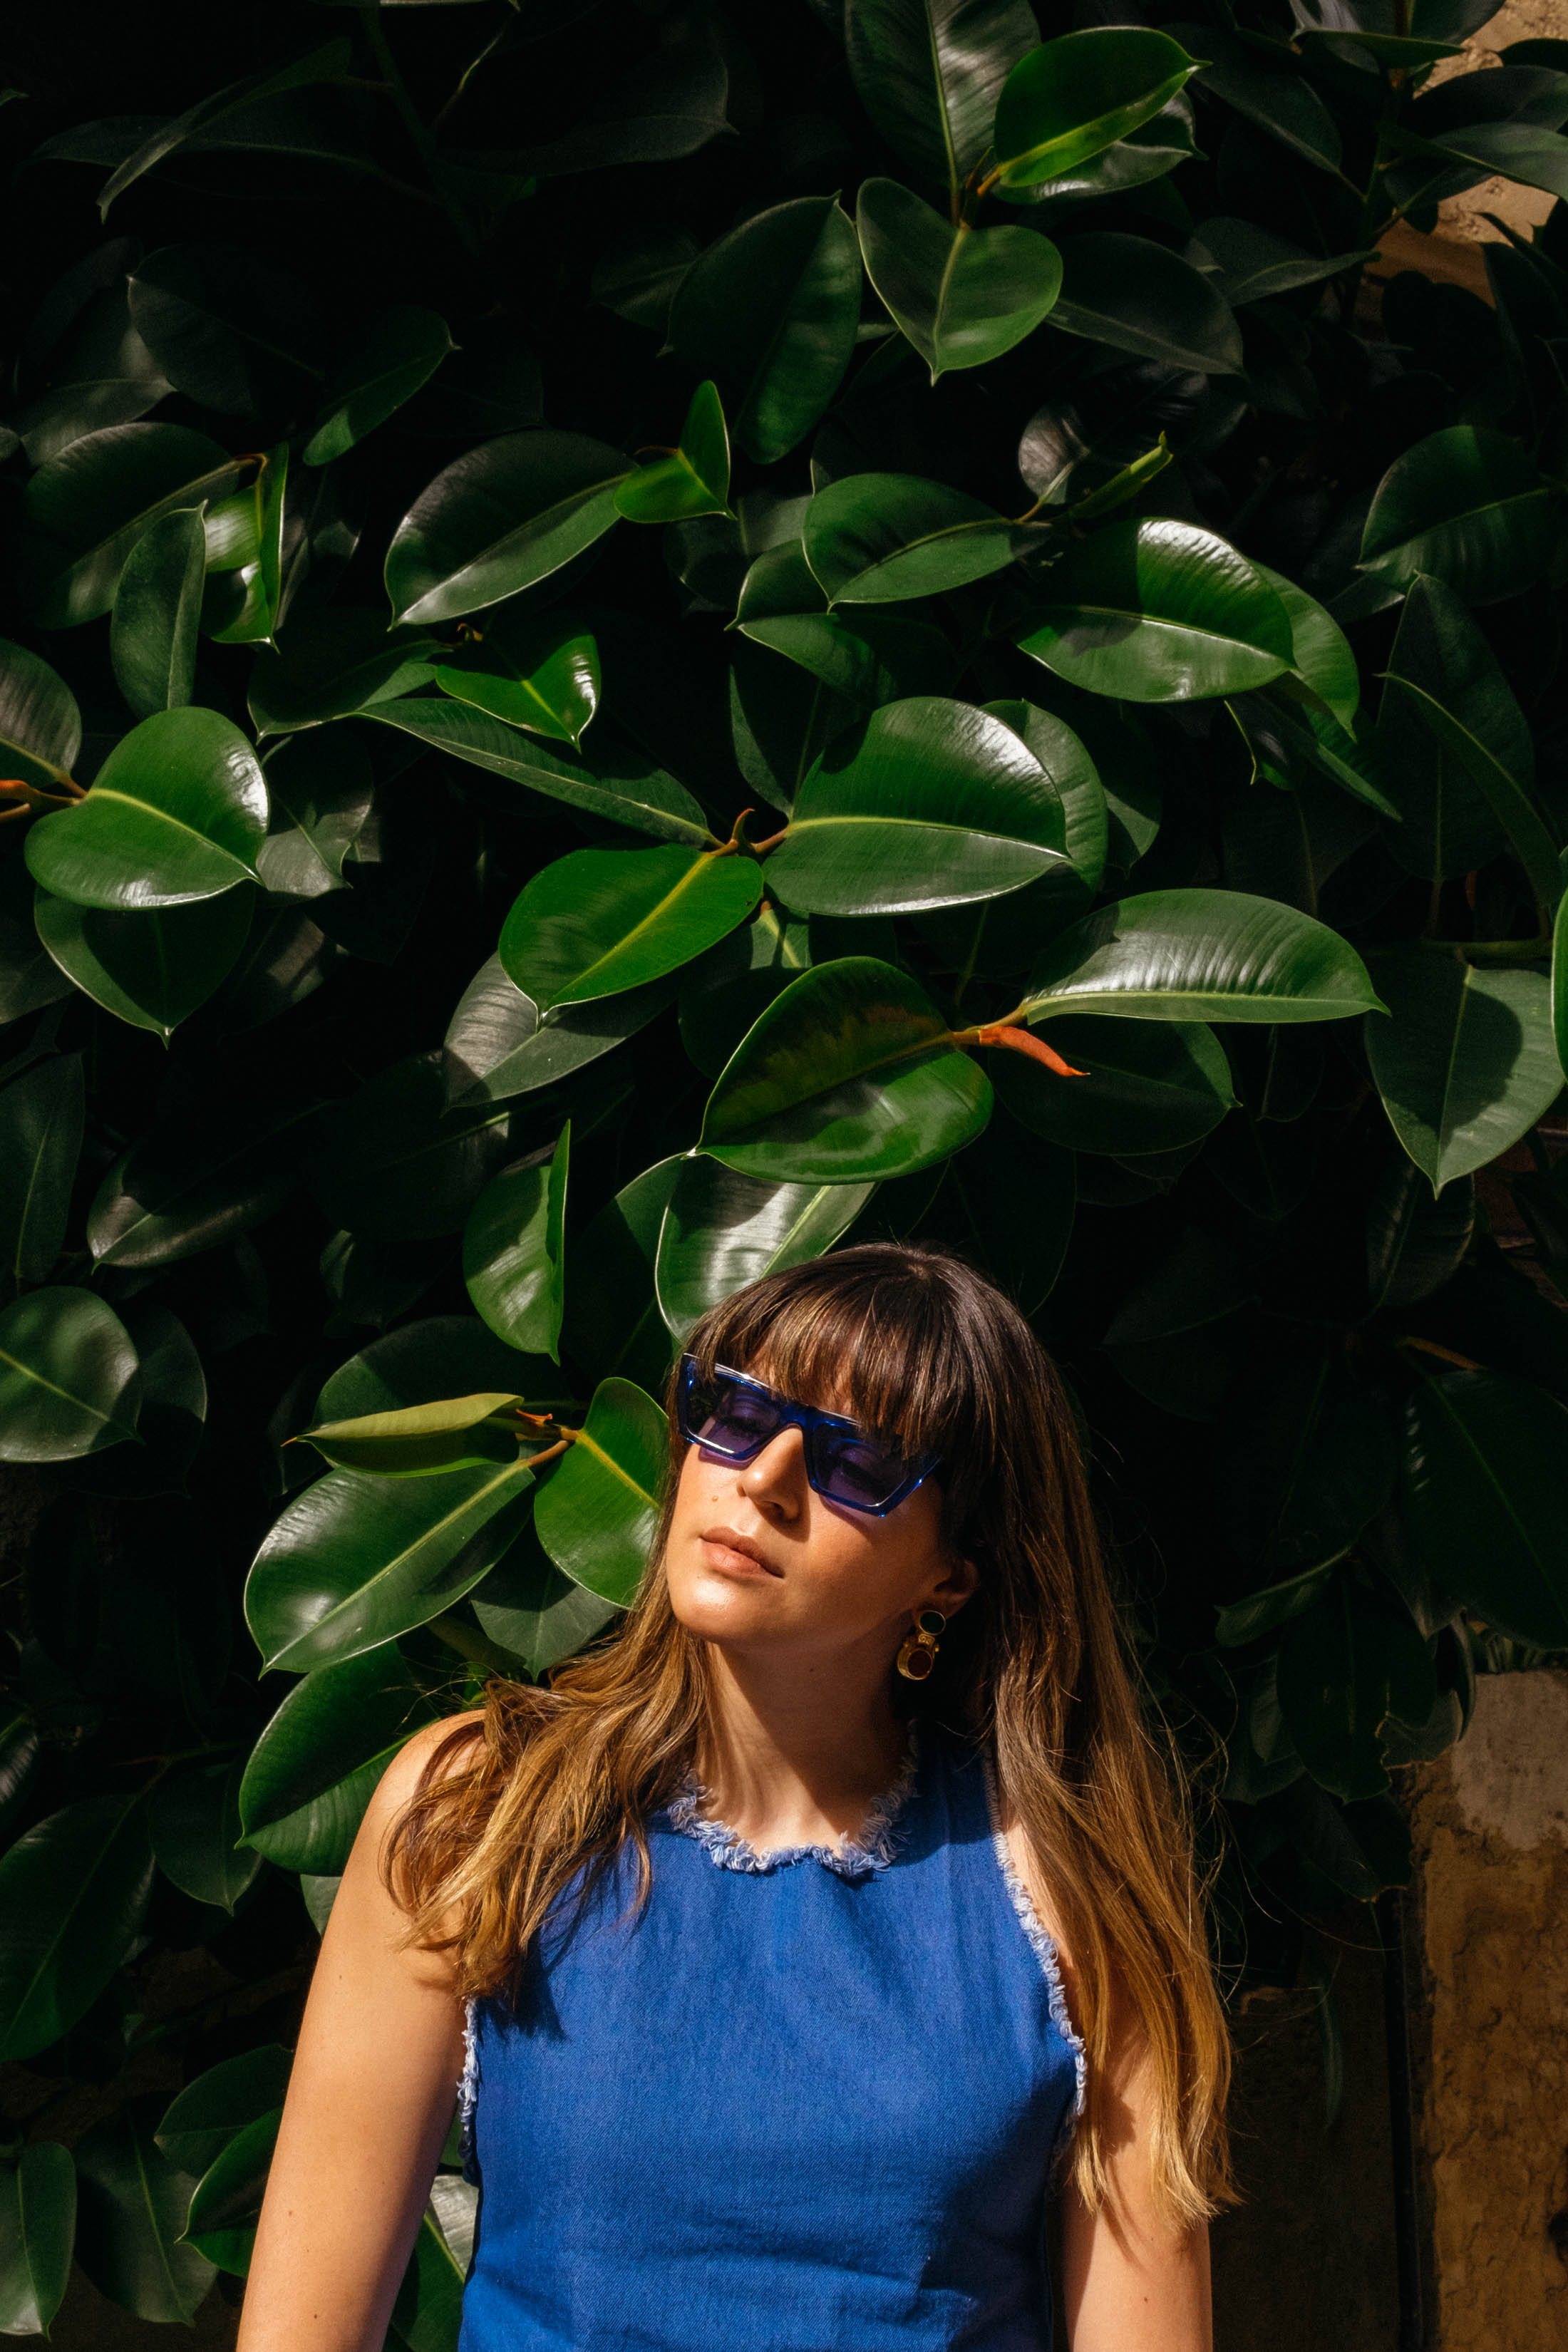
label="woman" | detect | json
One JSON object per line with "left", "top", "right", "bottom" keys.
{"left": 239, "top": 1244, "right": 1231, "bottom": 2351}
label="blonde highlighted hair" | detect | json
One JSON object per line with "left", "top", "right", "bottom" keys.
{"left": 389, "top": 1242, "right": 1232, "bottom": 2229}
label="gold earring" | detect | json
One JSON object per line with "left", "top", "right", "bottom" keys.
{"left": 897, "top": 1607, "right": 946, "bottom": 1682}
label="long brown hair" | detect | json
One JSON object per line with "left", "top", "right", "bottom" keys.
{"left": 390, "top": 1243, "right": 1232, "bottom": 2227}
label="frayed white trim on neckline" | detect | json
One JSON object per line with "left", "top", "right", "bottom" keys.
{"left": 982, "top": 1760, "right": 1088, "bottom": 2140}
{"left": 666, "top": 1735, "right": 918, "bottom": 1880}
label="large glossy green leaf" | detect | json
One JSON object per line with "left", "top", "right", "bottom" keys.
{"left": 534, "top": 1378, "right": 665, "bottom": 1605}
{"left": 0, "top": 1054, "right": 83, "bottom": 1285}
{"left": 157, "top": 2048, "right": 293, "bottom": 2180}
{"left": 88, "top": 1099, "right": 319, "bottom": 1269}
{"left": 360, "top": 701, "right": 712, "bottom": 845}
{"left": 96, "top": 38, "right": 351, "bottom": 212}
{"left": 148, "top": 1758, "right": 259, "bottom": 1913}
{"left": 0, "top": 1796, "right": 152, "bottom": 2059}
{"left": 1017, "top": 520, "right": 1293, "bottom": 701}
{"left": 109, "top": 503, "right": 205, "bottom": 716}
{"left": 766, "top": 697, "right": 1067, "bottom": 917}
{"left": 1363, "top": 951, "right": 1562, "bottom": 1192}
{"left": 1276, "top": 1575, "right": 1435, "bottom": 1801}
{"left": 655, "top": 1158, "right": 875, "bottom": 1341}
{"left": 736, "top": 545, "right": 957, "bottom": 708}
{"left": 433, "top": 616, "right": 599, "bottom": 748}
{"left": 1379, "top": 574, "right": 1560, "bottom": 909}
{"left": 845, "top": 0, "right": 1038, "bottom": 199}
{"left": 74, "top": 2103, "right": 213, "bottom": 2324}
{"left": 0, "top": 637, "right": 81, "bottom": 792}
{"left": 1192, "top": 218, "right": 1377, "bottom": 310}
{"left": 54, "top": 1302, "right": 205, "bottom": 1503}
{"left": 33, "top": 884, "right": 252, "bottom": 1039}
{"left": 679, "top": 907, "right": 813, "bottom": 1079}
{"left": 855, "top": 181, "right": 1061, "bottom": 382}
{"left": 1366, "top": 1153, "right": 1475, "bottom": 1314}
{"left": 128, "top": 242, "right": 325, "bottom": 414}
{"left": 248, "top": 609, "right": 440, "bottom": 736}
{"left": 517, "top": 19, "right": 730, "bottom": 177}
{"left": 239, "top": 1646, "right": 439, "bottom": 1872}
{"left": 614, "top": 380, "right": 731, "bottom": 525}
{"left": 995, "top": 1014, "right": 1232, "bottom": 1152}
{"left": 0, "top": 1288, "right": 140, "bottom": 1463}
{"left": 1023, "top": 889, "right": 1384, "bottom": 1026}
{"left": 472, "top": 1522, "right": 620, "bottom": 1676}
{"left": 1257, "top": 564, "right": 1359, "bottom": 733}
{"left": 300, "top": 1394, "right": 527, "bottom": 1479}
{"left": 1219, "top": 1360, "right": 1396, "bottom": 1576}
{"left": 1359, "top": 425, "right": 1554, "bottom": 604}
{"left": 27, "top": 707, "right": 267, "bottom": 911}
{"left": 0, "top": 2140, "right": 76, "bottom": 2336}
{"left": 385, "top": 430, "right": 628, "bottom": 626}
{"left": 245, "top": 1458, "right": 537, "bottom": 1673}
{"left": 1050, "top": 233, "right": 1242, "bottom": 377}
{"left": 444, "top": 954, "right": 671, "bottom": 1106}
{"left": 1403, "top": 1370, "right": 1568, "bottom": 1647}
{"left": 992, "top": 27, "right": 1197, "bottom": 189}
{"left": 181, "top": 2109, "right": 279, "bottom": 2274}
{"left": 699, "top": 957, "right": 991, "bottom": 1182}
{"left": 17, "top": 422, "right": 252, "bottom": 628}
{"left": 803, "top": 475, "right": 1022, "bottom": 605}
{"left": 464, "top": 1128, "right": 569, "bottom": 1360}
{"left": 669, "top": 197, "right": 861, "bottom": 466}
{"left": 500, "top": 845, "right": 760, "bottom": 1011}
{"left": 1168, "top": 20, "right": 1341, "bottom": 176}
{"left": 304, "top": 305, "right": 455, "bottom": 466}
{"left": 561, "top": 1157, "right": 684, "bottom": 1393}
{"left": 314, "top": 1316, "right": 558, "bottom": 1428}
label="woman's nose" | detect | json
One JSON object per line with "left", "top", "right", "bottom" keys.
{"left": 740, "top": 1425, "right": 808, "bottom": 1516}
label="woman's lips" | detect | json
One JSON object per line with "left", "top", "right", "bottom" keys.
{"left": 698, "top": 1527, "right": 782, "bottom": 1578}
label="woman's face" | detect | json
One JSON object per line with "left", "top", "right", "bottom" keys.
{"left": 662, "top": 1362, "right": 976, "bottom": 1668}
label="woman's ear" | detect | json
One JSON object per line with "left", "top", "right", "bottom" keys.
{"left": 933, "top": 1552, "right": 980, "bottom": 1613}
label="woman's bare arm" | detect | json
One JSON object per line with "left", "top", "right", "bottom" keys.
{"left": 1004, "top": 1824, "right": 1212, "bottom": 2352}
{"left": 237, "top": 1715, "right": 480, "bottom": 2352}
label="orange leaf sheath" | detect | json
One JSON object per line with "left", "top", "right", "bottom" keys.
{"left": 974, "top": 1024, "right": 1088, "bottom": 1078}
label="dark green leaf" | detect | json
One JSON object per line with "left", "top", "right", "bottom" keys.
{"left": 845, "top": 0, "right": 1038, "bottom": 200}
{"left": 1363, "top": 952, "right": 1562, "bottom": 1192}
{"left": 992, "top": 28, "right": 1197, "bottom": 190}
{"left": 1018, "top": 520, "right": 1291, "bottom": 701}
{"left": 385, "top": 430, "right": 628, "bottom": 626}
{"left": 1214, "top": 1561, "right": 1336, "bottom": 1647}
{"left": 0, "top": 1054, "right": 83, "bottom": 1285}
{"left": 1403, "top": 1370, "right": 1568, "bottom": 1647}
{"left": 96, "top": 39, "right": 352, "bottom": 213}
{"left": 0, "top": 2140, "right": 76, "bottom": 2336}
{"left": 994, "top": 1014, "right": 1233, "bottom": 1152}
{"left": 655, "top": 1157, "right": 875, "bottom": 1341}
{"left": 517, "top": 21, "right": 729, "bottom": 177}
{"left": 0, "top": 636, "right": 81, "bottom": 790}
{"left": 0, "top": 1288, "right": 140, "bottom": 1462}
{"left": 856, "top": 180, "right": 1061, "bottom": 381}
{"left": 464, "top": 1128, "right": 569, "bottom": 1360}
{"left": 1359, "top": 425, "right": 1554, "bottom": 605}
{"left": 444, "top": 953, "right": 671, "bottom": 1106}
{"left": 75, "top": 2102, "right": 212, "bottom": 2323}
{"left": 311, "top": 1054, "right": 515, "bottom": 1242}
{"left": 244, "top": 1458, "right": 537, "bottom": 1673}
{"left": 33, "top": 884, "right": 252, "bottom": 1039}
{"left": 803, "top": 473, "right": 1023, "bottom": 604}
{"left": 181, "top": 2109, "right": 279, "bottom": 2274}
{"left": 1366, "top": 1155, "right": 1475, "bottom": 1311}
{"left": 699, "top": 956, "right": 991, "bottom": 1183}
{"left": 500, "top": 845, "right": 760, "bottom": 1010}
{"left": 157, "top": 2048, "right": 293, "bottom": 2179}
{"left": 678, "top": 904, "right": 813, "bottom": 1079}
{"left": 148, "top": 1758, "right": 259, "bottom": 1912}
{"left": 53, "top": 1302, "right": 205, "bottom": 1500}
{"left": 0, "top": 1797, "right": 152, "bottom": 2060}
{"left": 534, "top": 1377, "right": 665, "bottom": 1605}
{"left": 766, "top": 696, "right": 1068, "bottom": 916}
{"left": 240, "top": 1646, "right": 438, "bottom": 1872}
{"left": 1192, "top": 217, "right": 1376, "bottom": 308}
{"left": 1276, "top": 1576, "right": 1435, "bottom": 1800}
{"left": 736, "top": 546, "right": 957, "bottom": 708}
{"left": 248, "top": 609, "right": 440, "bottom": 736}
{"left": 315, "top": 1316, "right": 559, "bottom": 1426}
{"left": 304, "top": 306, "right": 455, "bottom": 466}
{"left": 87, "top": 1099, "right": 319, "bottom": 1269}
{"left": 128, "top": 242, "right": 325, "bottom": 414}
{"left": 110, "top": 504, "right": 205, "bottom": 716}
{"left": 471, "top": 1521, "right": 619, "bottom": 1676}
{"left": 26, "top": 707, "right": 267, "bottom": 912}
{"left": 1024, "top": 888, "right": 1383, "bottom": 1026}
{"left": 1219, "top": 1360, "right": 1396, "bottom": 1576}
{"left": 561, "top": 1157, "right": 684, "bottom": 1393}
{"left": 1050, "top": 232, "right": 1242, "bottom": 378}
{"left": 17, "top": 422, "right": 252, "bottom": 628}
{"left": 433, "top": 617, "right": 599, "bottom": 748}
{"left": 1100, "top": 1227, "right": 1252, "bottom": 1418}
{"left": 614, "top": 380, "right": 731, "bottom": 525}
{"left": 669, "top": 197, "right": 861, "bottom": 466}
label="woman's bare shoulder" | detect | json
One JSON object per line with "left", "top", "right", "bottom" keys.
{"left": 359, "top": 1707, "right": 488, "bottom": 1846}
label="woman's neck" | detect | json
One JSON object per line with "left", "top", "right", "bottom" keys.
{"left": 695, "top": 1642, "right": 909, "bottom": 1857}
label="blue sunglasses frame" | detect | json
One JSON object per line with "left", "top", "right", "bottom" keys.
{"left": 676, "top": 1355, "right": 939, "bottom": 1517}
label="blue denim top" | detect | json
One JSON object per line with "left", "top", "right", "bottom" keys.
{"left": 456, "top": 1726, "right": 1085, "bottom": 2352}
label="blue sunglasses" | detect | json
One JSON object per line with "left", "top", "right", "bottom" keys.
{"left": 676, "top": 1356, "right": 939, "bottom": 1517}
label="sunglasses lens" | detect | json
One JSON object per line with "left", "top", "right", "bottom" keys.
{"left": 683, "top": 1371, "right": 783, "bottom": 1458}
{"left": 810, "top": 1426, "right": 915, "bottom": 1512}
